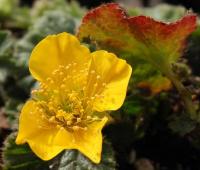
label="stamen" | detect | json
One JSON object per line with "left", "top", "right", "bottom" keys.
{"left": 96, "top": 75, "right": 101, "bottom": 79}
{"left": 49, "top": 116, "right": 55, "bottom": 122}
{"left": 91, "top": 70, "right": 95, "bottom": 74}
{"left": 87, "top": 116, "right": 92, "bottom": 120}
{"left": 67, "top": 121, "right": 72, "bottom": 126}
{"left": 72, "top": 126, "right": 80, "bottom": 131}
{"left": 31, "top": 65, "right": 102, "bottom": 132}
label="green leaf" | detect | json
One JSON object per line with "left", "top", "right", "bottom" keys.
{"left": 169, "top": 113, "right": 197, "bottom": 136}
{"left": 0, "top": 30, "right": 13, "bottom": 59}
{"left": 14, "top": 10, "right": 76, "bottom": 69}
{"left": 0, "top": 0, "right": 30, "bottom": 29}
{"left": 58, "top": 141, "right": 116, "bottom": 170}
{"left": 32, "top": 10, "right": 75, "bottom": 35}
{"left": 122, "top": 100, "right": 143, "bottom": 116}
{"left": 0, "top": 0, "right": 18, "bottom": 19}
{"left": 2, "top": 132, "right": 49, "bottom": 170}
{"left": 9, "top": 7, "right": 31, "bottom": 29}
{"left": 3, "top": 99, "right": 24, "bottom": 129}
{"left": 31, "top": 0, "right": 86, "bottom": 20}
{"left": 0, "top": 30, "right": 14, "bottom": 83}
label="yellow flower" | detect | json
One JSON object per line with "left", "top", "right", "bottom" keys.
{"left": 16, "top": 32, "right": 132, "bottom": 163}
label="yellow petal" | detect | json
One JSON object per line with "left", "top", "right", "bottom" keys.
{"left": 29, "top": 32, "right": 91, "bottom": 82}
{"left": 16, "top": 100, "right": 44, "bottom": 144}
{"left": 16, "top": 100, "right": 107, "bottom": 162}
{"left": 74, "top": 117, "right": 108, "bottom": 163}
{"left": 54, "top": 117, "right": 108, "bottom": 163}
{"left": 26, "top": 132, "right": 64, "bottom": 161}
{"left": 86, "top": 50, "right": 132, "bottom": 112}
{"left": 15, "top": 100, "right": 65, "bottom": 160}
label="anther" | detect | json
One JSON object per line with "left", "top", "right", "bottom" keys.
{"left": 49, "top": 107, "right": 54, "bottom": 112}
{"left": 94, "top": 94, "right": 99, "bottom": 98}
{"left": 87, "top": 116, "right": 92, "bottom": 120}
{"left": 40, "top": 89, "right": 44, "bottom": 93}
{"left": 102, "top": 83, "right": 106, "bottom": 87}
{"left": 46, "top": 77, "right": 51, "bottom": 82}
{"left": 31, "top": 89, "right": 37, "bottom": 94}
{"left": 91, "top": 70, "right": 95, "bottom": 74}
{"left": 53, "top": 70, "right": 59, "bottom": 75}
{"left": 59, "top": 72, "right": 64, "bottom": 76}
{"left": 93, "top": 116, "right": 99, "bottom": 121}
{"left": 61, "top": 84, "right": 66, "bottom": 89}
{"left": 77, "top": 118, "right": 81, "bottom": 122}
{"left": 73, "top": 126, "right": 80, "bottom": 131}
{"left": 49, "top": 116, "right": 55, "bottom": 122}
{"left": 96, "top": 75, "right": 101, "bottom": 79}
{"left": 60, "top": 127, "right": 65, "bottom": 130}
{"left": 67, "top": 121, "right": 72, "bottom": 126}
{"left": 54, "top": 90, "right": 59, "bottom": 94}
{"left": 59, "top": 65, "right": 64, "bottom": 69}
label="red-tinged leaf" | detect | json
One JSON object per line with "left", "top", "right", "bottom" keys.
{"left": 128, "top": 14, "right": 197, "bottom": 63}
{"left": 78, "top": 3, "right": 197, "bottom": 65}
{"left": 78, "top": 3, "right": 197, "bottom": 95}
{"left": 78, "top": 3, "right": 133, "bottom": 55}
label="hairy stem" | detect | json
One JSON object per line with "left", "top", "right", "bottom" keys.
{"left": 166, "top": 69, "right": 196, "bottom": 119}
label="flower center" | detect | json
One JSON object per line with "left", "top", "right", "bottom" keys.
{"left": 31, "top": 64, "right": 104, "bottom": 131}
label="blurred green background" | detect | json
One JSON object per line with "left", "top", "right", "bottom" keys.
{"left": 0, "top": 0, "right": 200, "bottom": 170}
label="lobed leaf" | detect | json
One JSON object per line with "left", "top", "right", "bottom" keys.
{"left": 0, "top": 31, "right": 13, "bottom": 59}
{"left": 78, "top": 3, "right": 196, "bottom": 64}
{"left": 78, "top": 3, "right": 197, "bottom": 94}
